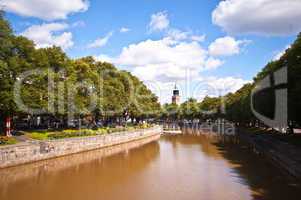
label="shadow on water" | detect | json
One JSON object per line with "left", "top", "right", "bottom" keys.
{"left": 212, "top": 135, "right": 301, "bottom": 200}
{"left": 163, "top": 132, "right": 301, "bottom": 200}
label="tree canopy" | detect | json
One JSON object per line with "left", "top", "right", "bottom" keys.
{"left": 0, "top": 12, "right": 161, "bottom": 131}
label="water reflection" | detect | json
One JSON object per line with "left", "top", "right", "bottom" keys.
{"left": 1, "top": 133, "right": 300, "bottom": 200}
{"left": 0, "top": 138, "right": 160, "bottom": 200}
{"left": 162, "top": 133, "right": 301, "bottom": 200}
{"left": 213, "top": 138, "right": 301, "bottom": 200}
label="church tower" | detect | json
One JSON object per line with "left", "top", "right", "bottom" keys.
{"left": 172, "top": 84, "right": 180, "bottom": 105}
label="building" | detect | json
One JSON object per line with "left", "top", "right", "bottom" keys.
{"left": 172, "top": 84, "right": 180, "bottom": 105}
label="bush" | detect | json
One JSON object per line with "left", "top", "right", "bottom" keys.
{"left": 25, "top": 123, "right": 154, "bottom": 140}
{"left": 27, "top": 132, "right": 50, "bottom": 140}
{"left": 96, "top": 128, "right": 108, "bottom": 134}
{"left": 137, "top": 123, "right": 151, "bottom": 129}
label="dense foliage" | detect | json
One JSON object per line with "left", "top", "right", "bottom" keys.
{"left": 0, "top": 12, "right": 161, "bottom": 132}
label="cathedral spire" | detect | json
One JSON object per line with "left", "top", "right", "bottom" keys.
{"left": 172, "top": 83, "right": 180, "bottom": 105}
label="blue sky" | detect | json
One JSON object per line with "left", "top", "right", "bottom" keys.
{"left": 2, "top": 0, "right": 300, "bottom": 103}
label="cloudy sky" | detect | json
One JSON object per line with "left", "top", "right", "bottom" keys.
{"left": 2, "top": 0, "right": 300, "bottom": 103}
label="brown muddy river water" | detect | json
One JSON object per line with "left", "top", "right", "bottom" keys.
{"left": 1, "top": 134, "right": 301, "bottom": 200}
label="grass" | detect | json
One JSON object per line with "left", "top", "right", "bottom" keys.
{"left": 28, "top": 131, "right": 51, "bottom": 140}
{"left": 25, "top": 123, "right": 153, "bottom": 141}
{"left": 163, "top": 128, "right": 181, "bottom": 131}
{"left": 0, "top": 136, "right": 17, "bottom": 146}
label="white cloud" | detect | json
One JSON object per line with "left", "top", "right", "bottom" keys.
{"left": 87, "top": 31, "right": 113, "bottom": 48}
{"left": 94, "top": 35, "right": 249, "bottom": 104}
{"left": 115, "top": 38, "right": 208, "bottom": 81}
{"left": 273, "top": 51, "right": 285, "bottom": 61}
{"left": 205, "top": 76, "right": 250, "bottom": 94}
{"left": 205, "top": 57, "right": 224, "bottom": 70}
{"left": 149, "top": 13, "right": 205, "bottom": 43}
{"left": 1, "top": 0, "right": 89, "bottom": 21}
{"left": 191, "top": 35, "right": 206, "bottom": 42}
{"left": 212, "top": 0, "right": 301, "bottom": 36}
{"left": 194, "top": 76, "right": 250, "bottom": 101}
{"left": 208, "top": 36, "right": 248, "bottom": 56}
{"left": 273, "top": 45, "right": 290, "bottom": 61}
{"left": 21, "top": 23, "right": 74, "bottom": 50}
{"left": 110, "top": 38, "right": 225, "bottom": 84}
{"left": 149, "top": 11, "right": 170, "bottom": 32}
{"left": 97, "top": 35, "right": 227, "bottom": 83}
{"left": 167, "top": 29, "right": 190, "bottom": 41}
{"left": 72, "top": 20, "right": 86, "bottom": 28}
{"left": 166, "top": 29, "right": 206, "bottom": 43}
{"left": 94, "top": 54, "right": 114, "bottom": 63}
{"left": 120, "top": 27, "right": 130, "bottom": 33}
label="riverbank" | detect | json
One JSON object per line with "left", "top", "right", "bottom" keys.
{"left": 236, "top": 127, "right": 301, "bottom": 180}
{"left": 0, "top": 126, "right": 162, "bottom": 168}
{"left": 0, "top": 133, "right": 160, "bottom": 185}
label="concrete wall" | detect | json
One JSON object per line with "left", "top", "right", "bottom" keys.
{"left": 0, "top": 133, "right": 160, "bottom": 186}
{"left": 0, "top": 126, "right": 162, "bottom": 169}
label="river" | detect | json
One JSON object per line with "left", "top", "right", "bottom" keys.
{"left": 1, "top": 134, "right": 300, "bottom": 200}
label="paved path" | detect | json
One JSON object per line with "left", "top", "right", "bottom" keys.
{"left": 13, "top": 135, "right": 29, "bottom": 142}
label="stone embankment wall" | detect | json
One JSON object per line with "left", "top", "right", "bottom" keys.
{"left": 0, "top": 133, "right": 160, "bottom": 185}
{"left": 0, "top": 126, "right": 162, "bottom": 168}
